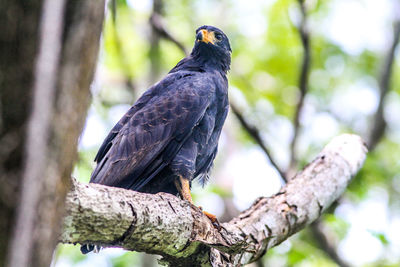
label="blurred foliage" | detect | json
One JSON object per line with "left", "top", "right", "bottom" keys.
{"left": 55, "top": 0, "right": 400, "bottom": 266}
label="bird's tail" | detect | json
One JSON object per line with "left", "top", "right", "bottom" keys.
{"left": 80, "top": 244, "right": 101, "bottom": 254}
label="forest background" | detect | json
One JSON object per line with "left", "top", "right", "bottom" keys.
{"left": 15, "top": 0, "right": 400, "bottom": 266}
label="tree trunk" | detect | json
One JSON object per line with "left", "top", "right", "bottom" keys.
{"left": 0, "top": 0, "right": 43, "bottom": 264}
{"left": 0, "top": 1, "right": 105, "bottom": 266}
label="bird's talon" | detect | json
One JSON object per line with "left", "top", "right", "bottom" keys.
{"left": 213, "top": 221, "right": 222, "bottom": 231}
{"left": 202, "top": 210, "right": 221, "bottom": 230}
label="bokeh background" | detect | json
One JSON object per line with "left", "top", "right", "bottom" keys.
{"left": 53, "top": 0, "right": 400, "bottom": 266}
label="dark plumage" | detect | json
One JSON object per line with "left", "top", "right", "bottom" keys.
{"left": 81, "top": 25, "right": 231, "bottom": 254}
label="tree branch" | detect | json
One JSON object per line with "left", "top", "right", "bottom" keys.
{"left": 288, "top": 0, "right": 311, "bottom": 177}
{"left": 110, "top": 18, "right": 137, "bottom": 99}
{"left": 310, "top": 221, "right": 350, "bottom": 267}
{"left": 368, "top": 20, "right": 400, "bottom": 150}
{"left": 148, "top": 0, "right": 164, "bottom": 84}
{"left": 309, "top": 19, "right": 400, "bottom": 267}
{"left": 61, "top": 134, "right": 367, "bottom": 266}
{"left": 230, "top": 103, "right": 286, "bottom": 182}
{"left": 149, "top": 13, "right": 188, "bottom": 56}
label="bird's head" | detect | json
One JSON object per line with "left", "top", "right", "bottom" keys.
{"left": 191, "top": 25, "right": 231, "bottom": 73}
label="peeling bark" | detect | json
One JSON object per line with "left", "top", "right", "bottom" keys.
{"left": 61, "top": 134, "right": 367, "bottom": 266}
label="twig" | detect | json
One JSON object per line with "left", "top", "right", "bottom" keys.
{"left": 149, "top": 13, "right": 188, "bottom": 56}
{"left": 111, "top": 16, "right": 137, "bottom": 99}
{"left": 148, "top": 0, "right": 163, "bottom": 83}
{"left": 368, "top": 20, "right": 400, "bottom": 150}
{"left": 230, "top": 103, "right": 287, "bottom": 182}
{"left": 110, "top": 0, "right": 117, "bottom": 23}
{"left": 288, "top": 0, "right": 311, "bottom": 177}
{"left": 310, "top": 222, "right": 350, "bottom": 267}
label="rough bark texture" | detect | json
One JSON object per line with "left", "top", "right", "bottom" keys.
{"left": 7, "top": 1, "right": 67, "bottom": 266}
{"left": 1, "top": 1, "right": 105, "bottom": 267}
{"left": 61, "top": 134, "right": 367, "bottom": 266}
{"left": 0, "top": 1, "right": 41, "bottom": 263}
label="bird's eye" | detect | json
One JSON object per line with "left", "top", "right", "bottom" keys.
{"left": 215, "top": 32, "right": 222, "bottom": 41}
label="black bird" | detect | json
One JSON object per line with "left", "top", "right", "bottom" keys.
{"left": 81, "top": 25, "right": 231, "bottom": 254}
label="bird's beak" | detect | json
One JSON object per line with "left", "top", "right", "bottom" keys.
{"left": 196, "top": 29, "right": 215, "bottom": 44}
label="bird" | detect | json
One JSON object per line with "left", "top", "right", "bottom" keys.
{"left": 81, "top": 25, "right": 231, "bottom": 254}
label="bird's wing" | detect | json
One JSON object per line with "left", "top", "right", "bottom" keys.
{"left": 93, "top": 88, "right": 156, "bottom": 164}
{"left": 90, "top": 72, "right": 214, "bottom": 190}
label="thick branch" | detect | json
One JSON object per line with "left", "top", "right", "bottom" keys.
{"left": 61, "top": 134, "right": 367, "bottom": 266}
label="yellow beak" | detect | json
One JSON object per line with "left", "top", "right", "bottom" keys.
{"left": 198, "top": 29, "right": 215, "bottom": 44}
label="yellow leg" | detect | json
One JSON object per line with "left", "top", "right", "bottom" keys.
{"left": 202, "top": 210, "right": 217, "bottom": 223}
{"left": 175, "top": 176, "right": 219, "bottom": 225}
{"left": 175, "top": 176, "right": 193, "bottom": 203}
